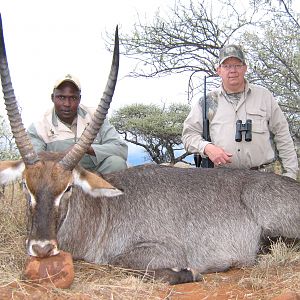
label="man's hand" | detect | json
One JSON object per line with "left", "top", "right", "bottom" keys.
{"left": 86, "top": 146, "right": 95, "bottom": 156}
{"left": 204, "top": 144, "right": 232, "bottom": 166}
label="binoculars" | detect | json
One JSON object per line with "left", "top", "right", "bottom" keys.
{"left": 235, "top": 119, "right": 252, "bottom": 142}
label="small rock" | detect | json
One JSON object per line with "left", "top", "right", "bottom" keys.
{"left": 23, "top": 251, "right": 75, "bottom": 289}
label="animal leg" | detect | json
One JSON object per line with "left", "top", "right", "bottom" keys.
{"left": 109, "top": 244, "right": 202, "bottom": 284}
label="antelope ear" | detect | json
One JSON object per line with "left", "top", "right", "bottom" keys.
{"left": 73, "top": 168, "right": 123, "bottom": 198}
{"left": 0, "top": 160, "right": 25, "bottom": 185}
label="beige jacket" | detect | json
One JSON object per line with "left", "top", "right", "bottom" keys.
{"left": 182, "top": 81, "right": 299, "bottom": 179}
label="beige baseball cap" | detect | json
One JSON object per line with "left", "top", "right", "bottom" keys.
{"left": 53, "top": 74, "right": 81, "bottom": 91}
{"left": 218, "top": 45, "right": 245, "bottom": 65}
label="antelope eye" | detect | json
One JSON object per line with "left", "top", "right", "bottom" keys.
{"left": 65, "top": 185, "right": 72, "bottom": 193}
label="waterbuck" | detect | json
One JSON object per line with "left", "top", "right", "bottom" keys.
{"left": 0, "top": 14, "right": 299, "bottom": 285}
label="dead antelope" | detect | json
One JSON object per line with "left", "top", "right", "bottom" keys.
{"left": 0, "top": 14, "right": 299, "bottom": 285}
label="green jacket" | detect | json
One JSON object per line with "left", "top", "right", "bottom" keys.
{"left": 27, "top": 104, "right": 128, "bottom": 170}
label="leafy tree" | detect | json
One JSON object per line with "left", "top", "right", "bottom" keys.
{"left": 238, "top": 2, "right": 300, "bottom": 145}
{"left": 110, "top": 103, "right": 190, "bottom": 164}
{"left": 114, "top": 0, "right": 296, "bottom": 101}
{"left": 109, "top": 0, "right": 261, "bottom": 101}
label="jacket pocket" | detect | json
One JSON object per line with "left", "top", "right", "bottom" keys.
{"left": 247, "top": 110, "right": 268, "bottom": 133}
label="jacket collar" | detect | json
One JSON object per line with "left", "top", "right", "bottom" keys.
{"left": 218, "top": 79, "right": 251, "bottom": 96}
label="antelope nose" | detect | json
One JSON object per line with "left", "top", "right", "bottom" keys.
{"left": 32, "top": 243, "right": 55, "bottom": 258}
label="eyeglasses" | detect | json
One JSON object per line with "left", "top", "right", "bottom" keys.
{"left": 221, "top": 64, "right": 245, "bottom": 70}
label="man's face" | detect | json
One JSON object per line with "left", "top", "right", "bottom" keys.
{"left": 52, "top": 81, "right": 81, "bottom": 124}
{"left": 216, "top": 57, "right": 247, "bottom": 92}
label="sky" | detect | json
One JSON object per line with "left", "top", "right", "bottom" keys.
{"left": 0, "top": 0, "right": 189, "bottom": 128}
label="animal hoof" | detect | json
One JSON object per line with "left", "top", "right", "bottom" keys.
{"left": 188, "top": 268, "right": 203, "bottom": 282}
{"left": 154, "top": 267, "right": 203, "bottom": 285}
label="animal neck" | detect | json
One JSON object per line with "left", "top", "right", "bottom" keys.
{"left": 57, "top": 191, "right": 109, "bottom": 260}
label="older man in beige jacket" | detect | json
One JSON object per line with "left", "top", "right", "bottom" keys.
{"left": 182, "top": 45, "right": 298, "bottom": 179}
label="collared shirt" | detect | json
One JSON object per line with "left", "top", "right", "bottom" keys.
{"left": 182, "top": 80, "right": 299, "bottom": 179}
{"left": 57, "top": 116, "right": 78, "bottom": 136}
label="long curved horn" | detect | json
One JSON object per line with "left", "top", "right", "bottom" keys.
{"left": 59, "top": 26, "right": 119, "bottom": 171}
{"left": 0, "top": 14, "right": 39, "bottom": 165}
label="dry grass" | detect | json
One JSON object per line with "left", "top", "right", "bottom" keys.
{"left": 237, "top": 240, "right": 300, "bottom": 298}
{"left": 0, "top": 182, "right": 299, "bottom": 299}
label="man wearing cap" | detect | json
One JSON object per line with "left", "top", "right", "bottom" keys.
{"left": 182, "top": 45, "right": 298, "bottom": 179}
{"left": 27, "top": 74, "right": 128, "bottom": 174}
